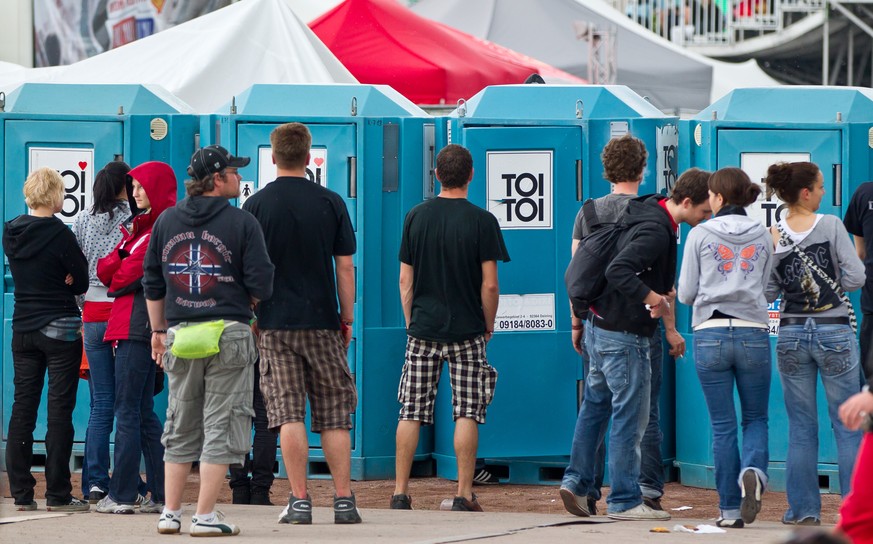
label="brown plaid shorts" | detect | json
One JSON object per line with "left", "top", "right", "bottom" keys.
{"left": 258, "top": 329, "right": 357, "bottom": 432}
{"left": 398, "top": 334, "right": 498, "bottom": 425}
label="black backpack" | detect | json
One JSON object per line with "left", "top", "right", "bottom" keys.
{"left": 564, "top": 198, "right": 629, "bottom": 318}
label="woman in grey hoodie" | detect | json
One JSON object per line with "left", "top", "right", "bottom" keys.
{"left": 764, "top": 161, "right": 864, "bottom": 526}
{"left": 678, "top": 167, "right": 773, "bottom": 528}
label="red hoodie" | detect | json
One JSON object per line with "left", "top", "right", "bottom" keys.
{"left": 97, "top": 161, "right": 177, "bottom": 342}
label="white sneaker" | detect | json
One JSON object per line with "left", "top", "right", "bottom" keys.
{"left": 157, "top": 511, "right": 182, "bottom": 535}
{"left": 190, "top": 511, "right": 240, "bottom": 537}
{"left": 95, "top": 495, "right": 136, "bottom": 515}
{"left": 607, "top": 502, "right": 672, "bottom": 521}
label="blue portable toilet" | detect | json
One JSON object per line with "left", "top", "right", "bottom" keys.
{"left": 676, "top": 86, "right": 873, "bottom": 493}
{"left": 430, "top": 85, "right": 680, "bottom": 484}
{"left": 202, "top": 84, "right": 434, "bottom": 480}
{"left": 1, "top": 83, "right": 198, "bottom": 469}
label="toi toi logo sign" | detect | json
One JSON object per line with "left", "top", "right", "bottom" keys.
{"left": 487, "top": 151, "right": 553, "bottom": 230}
{"left": 29, "top": 147, "right": 94, "bottom": 226}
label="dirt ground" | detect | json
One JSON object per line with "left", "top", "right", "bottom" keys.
{"left": 9, "top": 470, "right": 842, "bottom": 525}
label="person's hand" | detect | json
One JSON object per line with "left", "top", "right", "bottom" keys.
{"left": 665, "top": 328, "right": 686, "bottom": 358}
{"left": 484, "top": 331, "right": 494, "bottom": 344}
{"left": 571, "top": 326, "right": 584, "bottom": 355}
{"left": 64, "top": 273, "right": 73, "bottom": 286}
{"left": 341, "top": 322, "right": 352, "bottom": 349}
{"left": 665, "top": 288, "right": 677, "bottom": 304}
{"left": 838, "top": 390, "right": 873, "bottom": 430}
{"left": 151, "top": 332, "right": 167, "bottom": 369}
{"left": 648, "top": 296, "right": 670, "bottom": 319}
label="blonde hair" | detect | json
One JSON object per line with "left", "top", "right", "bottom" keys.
{"left": 24, "top": 167, "right": 64, "bottom": 210}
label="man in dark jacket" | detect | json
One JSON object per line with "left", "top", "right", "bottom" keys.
{"left": 143, "top": 146, "right": 274, "bottom": 537}
{"left": 565, "top": 173, "right": 710, "bottom": 521}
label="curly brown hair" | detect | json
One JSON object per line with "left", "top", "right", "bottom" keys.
{"left": 601, "top": 134, "right": 647, "bottom": 184}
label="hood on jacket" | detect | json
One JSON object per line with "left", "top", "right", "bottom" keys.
{"left": 129, "top": 161, "right": 178, "bottom": 218}
{"left": 175, "top": 195, "right": 231, "bottom": 227}
{"left": 3, "top": 215, "right": 68, "bottom": 259}
{"left": 699, "top": 213, "right": 767, "bottom": 245}
{"left": 623, "top": 194, "right": 673, "bottom": 230}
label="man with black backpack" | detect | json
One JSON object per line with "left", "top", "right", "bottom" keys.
{"left": 561, "top": 166, "right": 711, "bottom": 521}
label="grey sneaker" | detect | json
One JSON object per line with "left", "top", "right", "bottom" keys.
{"left": 15, "top": 501, "right": 37, "bottom": 511}
{"left": 95, "top": 495, "right": 135, "bottom": 514}
{"left": 157, "top": 510, "right": 182, "bottom": 535}
{"left": 190, "top": 511, "right": 240, "bottom": 537}
{"left": 140, "top": 499, "right": 164, "bottom": 514}
{"left": 278, "top": 493, "right": 312, "bottom": 525}
{"left": 558, "top": 487, "right": 590, "bottom": 517}
{"left": 334, "top": 494, "right": 362, "bottom": 524}
{"left": 47, "top": 497, "right": 90, "bottom": 513}
{"left": 607, "top": 503, "right": 671, "bottom": 521}
{"left": 390, "top": 494, "right": 412, "bottom": 510}
{"left": 740, "top": 471, "right": 762, "bottom": 524}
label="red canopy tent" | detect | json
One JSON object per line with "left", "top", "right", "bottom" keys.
{"left": 310, "top": 0, "right": 585, "bottom": 105}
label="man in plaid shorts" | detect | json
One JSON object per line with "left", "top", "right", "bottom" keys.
{"left": 390, "top": 144, "right": 510, "bottom": 512}
{"left": 243, "top": 122, "right": 360, "bottom": 525}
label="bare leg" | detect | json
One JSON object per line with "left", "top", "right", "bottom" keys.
{"left": 321, "top": 429, "right": 352, "bottom": 497}
{"left": 394, "top": 420, "right": 421, "bottom": 496}
{"left": 280, "top": 422, "right": 309, "bottom": 498}
{"left": 164, "top": 462, "right": 191, "bottom": 511}
{"left": 454, "top": 417, "right": 478, "bottom": 500}
{"left": 196, "top": 462, "right": 228, "bottom": 516}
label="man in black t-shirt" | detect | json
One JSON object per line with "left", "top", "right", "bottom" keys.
{"left": 844, "top": 181, "right": 873, "bottom": 381}
{"left": 243, "top": 123, "right": 361, "bottom": 525}
{"left": 390, "top": 145, "right": 510, "bottom": 513}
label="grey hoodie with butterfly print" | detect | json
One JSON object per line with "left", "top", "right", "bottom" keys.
{"left": 678, "top": 208, "right": 775, "bottom": 328}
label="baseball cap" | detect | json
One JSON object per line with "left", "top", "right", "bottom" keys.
{"left": 187, "top": 145, "right": 251, "bottom": 178}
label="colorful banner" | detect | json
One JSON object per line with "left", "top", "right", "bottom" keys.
{"left": 33, "top": 0, "right": 233, "bottom": 67}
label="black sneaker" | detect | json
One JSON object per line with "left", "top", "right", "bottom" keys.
{"left": 451, "top": 493, "right": 483, "bottom": 512}
{"left": 390, "top": 494, "right": 413, "bottom": 510}
{"left": 740, "top": 471, "right": 762, "bottom": 524}
{"left": 716, "top": 517, "right": 745, "bottom": 528}
{"left": 643, "top": 496, "right": 664, "bottom": 511}
{"left": 334, "top": 494, "right": 362, "bottom": 524}
{"left": 472, "top": 468, "right": 499, "bottom": 485}
{"left": 250, "top": 489, "right": 273, "bottom": 506}
{"left": 88, "top": 486, "right": 107, "bottom": 505}
{"left": 15, "top": 501, "right": 37, "bottom": 511}
{"left": 587, "top": 496, "right": 598, "bottom": 516}
{"left": 231, "top": 486, "right": 251, "bottom": 505}
{"left": 279, "top": 493, "right": 312, "bottom": 525}
{"left": 782, "top": 517, "right": 821, "bottom": 526}
{"left": 46, "top": 497, "right": 90, "bottom": 513}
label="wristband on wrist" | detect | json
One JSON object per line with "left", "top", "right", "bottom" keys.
{"left": 152, "top": 329, "right": 167, "bottom": 334}
{"left": 571, "top": 324, "right": 584, "bottom": 330}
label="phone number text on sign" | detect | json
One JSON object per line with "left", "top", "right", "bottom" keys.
{"left": 494, "top": 293, "right": 556, "bottom": 332}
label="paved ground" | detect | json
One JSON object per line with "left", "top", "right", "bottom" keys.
{"left": 0, "top": 499, "right": 822, "bottom": 543}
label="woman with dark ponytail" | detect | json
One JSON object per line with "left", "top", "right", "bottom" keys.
{"left": 764, "top": 161, "right": 864, "bottom": 526}
{"left": 72, "top": 161, "right": 144, "bottom": 505}
{"left": 678, "top": 167, "right": 774, "bottom": 528}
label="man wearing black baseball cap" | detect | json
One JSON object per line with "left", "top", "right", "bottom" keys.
{"left": 187, "top": 145, "right": 251, "bottom": 180}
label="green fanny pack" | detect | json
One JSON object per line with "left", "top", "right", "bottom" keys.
{"left": 170, "top": 320, "right": 225, "bottom": 359}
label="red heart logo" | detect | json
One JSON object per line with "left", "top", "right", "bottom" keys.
{"left": 78, "top": 161, "right": 88, "bottom": 170}
{"left": 313, "top": 158, "right": 324, "bottom": 167}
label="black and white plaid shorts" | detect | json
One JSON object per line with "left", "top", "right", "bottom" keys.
{"left": 398, "top": 334, "right": 498, "bottom": 425}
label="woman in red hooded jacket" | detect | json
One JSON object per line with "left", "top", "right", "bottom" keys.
{"left": 94, "top": 161, "right": 177, "bottom": 514}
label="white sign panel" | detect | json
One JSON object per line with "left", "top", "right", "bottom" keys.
{"left": 29, "top": 147, "right": 94, "bottom": 226}
{"left": 740, "top": 152, "right": 809, "bottom": 229}
{"left": 257, "top": 147, "right": 327, "bottom": 188}
{"left": 768, "top": 299, "right": 781, "bottom": 337}
{"left": 494, "top": 293, "right": 556, "bottom": 332}
{"left": 487, "top": 151, "right": 553, "bottom": 230}
{"left": 237, "top": 181, "right": 256, "bottom": 207}
{"left": 656, "top": 125, "right": 679, "bottom": 195}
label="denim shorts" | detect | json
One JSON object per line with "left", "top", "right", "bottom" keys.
{"left": 161, "top": 321, "right": 257, "bottom": 465}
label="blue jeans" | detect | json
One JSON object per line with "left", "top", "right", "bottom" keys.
{"left": 81, "top": 322, "right": 114, "bottom": 496}
{"left": 563, "top": 323, "right": 652, "bottom": 513}
{"left": 776, "top": 320, "right": 863, "bottom": 522}
{"left": 109, "top": 340, "right": 165, "bottom": 503}
{"left": 694, "top": 326, "right": 771, "bottom": 519}
{"left": 564, "top": 323, "right": 664, "bottom": 502}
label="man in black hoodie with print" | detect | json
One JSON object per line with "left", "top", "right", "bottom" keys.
{"left": 567, "top": 174, "right": 710, "bottom": 521}
{"left": 143, "top": 146, "right": 274, "bottom": 537}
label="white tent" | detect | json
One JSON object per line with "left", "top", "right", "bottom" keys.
{"left": 412, "top": 0, "right": 779, "bottom": 112}
{"left": 16, "top": 0, "right": 356, "bottom": 113}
